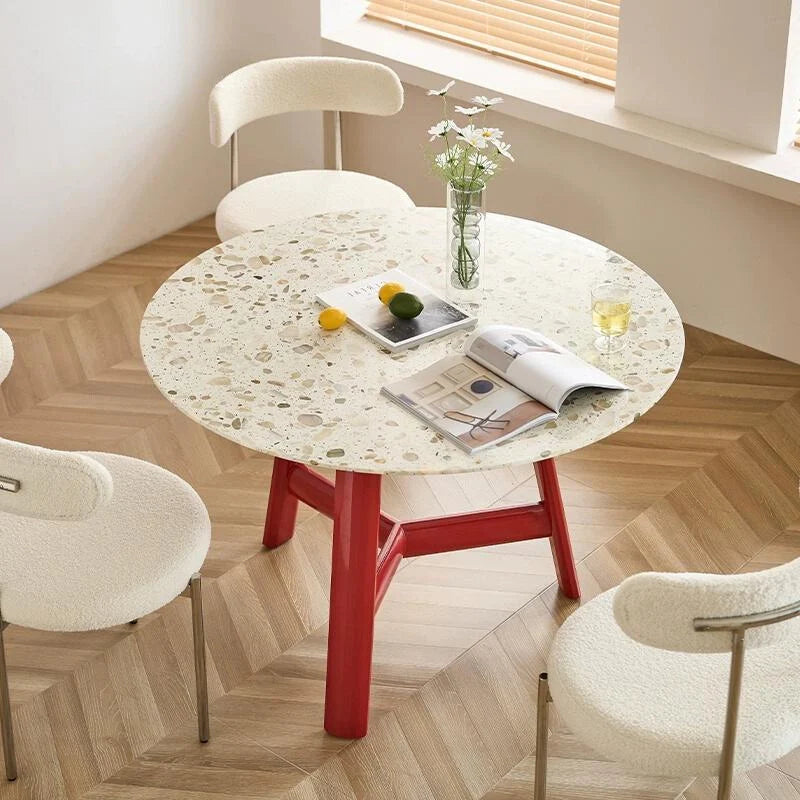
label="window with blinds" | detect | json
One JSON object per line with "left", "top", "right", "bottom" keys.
{"left": 364, "top": 0, "right": 621, "bottom": 87}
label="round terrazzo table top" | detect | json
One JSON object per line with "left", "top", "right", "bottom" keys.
{"left": 140, "top": 207, "right": 684, "bottom": 475}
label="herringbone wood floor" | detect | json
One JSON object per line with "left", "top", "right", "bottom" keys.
{"left": 0, "top": 217, "right": 798, "bottom": 800}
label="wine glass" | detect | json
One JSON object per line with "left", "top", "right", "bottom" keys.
{"left": 591, "top": 282, "right": 631, "bottom": 354}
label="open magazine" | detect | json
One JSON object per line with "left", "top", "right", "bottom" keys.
{"left": 381, "top": 325, "right": 627, "bottom": 453}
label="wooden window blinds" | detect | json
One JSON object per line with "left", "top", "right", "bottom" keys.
{"left": 364, "top": 0, "right": 621, "bottom": 87}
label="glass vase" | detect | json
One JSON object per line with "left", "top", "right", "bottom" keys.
{"left": 446, "top": 181, "right": 485, "bottom": 306}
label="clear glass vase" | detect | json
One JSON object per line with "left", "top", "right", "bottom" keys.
{"left": 446, "top": 182, "right": 486, "bottom": 306}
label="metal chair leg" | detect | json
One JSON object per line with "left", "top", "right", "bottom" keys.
{"left": 189, "top": 574, "right": 210, "bottom": 743}
{"left": 333, "top": 110, "right": 343, "bottom": 171}
{"left": 534, "top": 672, "right": 550, "bottom": 800}
{"left": 0, "top": 613, "right": 17, "bottom": 781}
{"left": 716, "top": 629, "right": 746, "bottom": 800}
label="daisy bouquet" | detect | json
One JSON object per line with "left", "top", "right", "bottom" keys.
{"left": 427, "top": 80, "right": 513, "bottom": 185}
{"left": 426, "top": 80, "right": 514, "bottom": 293}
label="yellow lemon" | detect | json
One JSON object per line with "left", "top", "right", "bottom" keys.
{"left": 378, "top": 282, "right": 405, "bottom": 305}
{"left": 318, "top": 307, "right": 347, "bottom": 330}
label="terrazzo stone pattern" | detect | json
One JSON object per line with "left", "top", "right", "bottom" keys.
{"left": 140, "top": 208, "right": 684, "bottom": 475}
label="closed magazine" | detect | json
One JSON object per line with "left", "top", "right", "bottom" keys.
{"left": 316, "top": 269, "right": 477, "bottom": 352}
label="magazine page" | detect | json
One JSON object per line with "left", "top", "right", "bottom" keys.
{"left": 465, "top": 325, "right": 626, "bottom": 411}
{"left": 381, "top": 354, "right": 556, "bottom": 454}
{"left": 316, "top": 269, "right": 476, "bottom": 352}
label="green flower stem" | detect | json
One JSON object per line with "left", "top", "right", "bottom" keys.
{"left": 450, "top": 183, "right": 482, "bottom": 289}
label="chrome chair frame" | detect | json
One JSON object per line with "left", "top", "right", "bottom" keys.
{"left": 228, "top": 110, "right": 342, "bottom": 192}
{"left": 533, "top": 597, "right": 800, "bottom": 800}
{"left": 0, "top": 572, "right": 210, "bottom": 782}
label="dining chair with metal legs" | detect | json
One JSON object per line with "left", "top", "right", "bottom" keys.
{"left": 209, "top": 56, "right": 415, "bottom": 242}
{"left": 534, "top": 558, "right": 800, "bottom": 800}
{"left": 0, "top": 328, "right": 12, "bottom": 384}
{"left": 0, "top": 435, "right": 213, "bottom": 780}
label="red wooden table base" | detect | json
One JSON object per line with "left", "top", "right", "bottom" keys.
{"left": 262, "top": 457, "right": 580, "bottom": 739}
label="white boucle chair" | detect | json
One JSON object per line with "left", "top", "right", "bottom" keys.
{"left": 534, "top": 559, "right": 800, "bottom": 800}
{"left": 209, "top": 56, "right": 414, "bottom": 241}
{"left": 0, "top": 437, "right": 213, "bottom": 781}
{"left": 0, "top": 329, "right": 13, "bottom": 384}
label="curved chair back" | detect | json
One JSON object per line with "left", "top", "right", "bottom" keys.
{"left": 0, "top": 330, "right": 12, "bottom": 384}
{"left": 0, "top": 438, "right": 113, "bottom": 522}
{"left": 613, "top": 557, "right": 800, "bottom": 653}
{"left": 209, "top": 56, "right": 404, "bottom": 148}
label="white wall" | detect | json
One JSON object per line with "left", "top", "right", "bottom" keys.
{"left": 343, "top": 84, "right": 800, "bottom": 363}
{"left": 615, "top": 0, "right": 797, "bottom": 152}
{"left": 0, "top": 0, "right": 322, "bottom": 307}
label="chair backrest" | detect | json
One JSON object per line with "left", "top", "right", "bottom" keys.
{"left": 613, "top": 557, "right": 800, "bottom": 653}
{"left": 0, "top": 438, "right": 113, "bottom": 522}
{"left": 209, "top": 56, "right": 404, "bottom": 147}
{"left": 0, "top": 329, "right": 12, "bottom": 384}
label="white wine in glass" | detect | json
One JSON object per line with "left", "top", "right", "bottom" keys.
{"left": 591, "top": 283, "right": 631, "bottom": 354}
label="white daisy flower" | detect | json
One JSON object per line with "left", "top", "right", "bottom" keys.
{"left": 456, "top": 124, "right": 488, "bottom": 149}
{"left": 435, "top": 147, "right": 463, "bottom": 169}
{"left": 427, "top": 80, "right": 455, "bottom": 96}
{"left": 495, "top": 141, "right": 514, "bottom": 161}
{"left": 468, "top": 152, "right": 497, "bottom": 175}
{"left": 454, "top": 105, "right": 485, "bottom": 117}
{"left": 472, "top": 95, "right": 503, "bottom": 107}
{"left": 478, "top": 127, "right": 504, "bottom": 145}
{"left": 427, "top": 120, "right": 458, "bottom": 141}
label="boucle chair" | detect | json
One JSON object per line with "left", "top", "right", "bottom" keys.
{"left": 209, "top": 56, "right": 414, "bottom": 241}
{"left": 535, "top": 559, "right": 800, "bottom": 800}
{"left": 0, "top": 437, "right": 213, "bottom": 781}
{"left": 0, "top": 329, "right": 12, "bottom": 383}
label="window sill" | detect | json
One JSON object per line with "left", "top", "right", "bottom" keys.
{"left": 322, "top": 16, "right": 800, "bottom": 207}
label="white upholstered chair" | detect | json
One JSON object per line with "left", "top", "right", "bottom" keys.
{"left": 209, "top": 56, "right": 414, "bottom": 241}
{"left": 535, "top": 559, "right": 800, "bottom": 800}
{"left": 0, "top": 330, "right": 12, "bottom": 384}
{"left": 0, "top": 437, "right": 212, "bottom": 781}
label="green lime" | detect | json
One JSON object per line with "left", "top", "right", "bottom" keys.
{"left": 388, "top": 292, "right": 424, "bottom": 319}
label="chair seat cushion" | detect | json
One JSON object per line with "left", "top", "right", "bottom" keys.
{"left": 0, "top": 452, "right": 210, "bottom": 631}
{"left": 548, "top": 589, "right": 800, "bottom": 777}
{"left": 215, "top": 169, "right": 414, "bottom": 241}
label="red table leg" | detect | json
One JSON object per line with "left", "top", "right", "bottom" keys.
{"left": 535, "top": 458, "right": 580, "bottom": 599}
{"left": 261, "top": 455, "right": 578, "bottom": 738}
{"left": 323, "top": 470, "right": 382, "bottom": 738}
{"left": 263, "top": 457, "right": 299, "bottom": 548}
